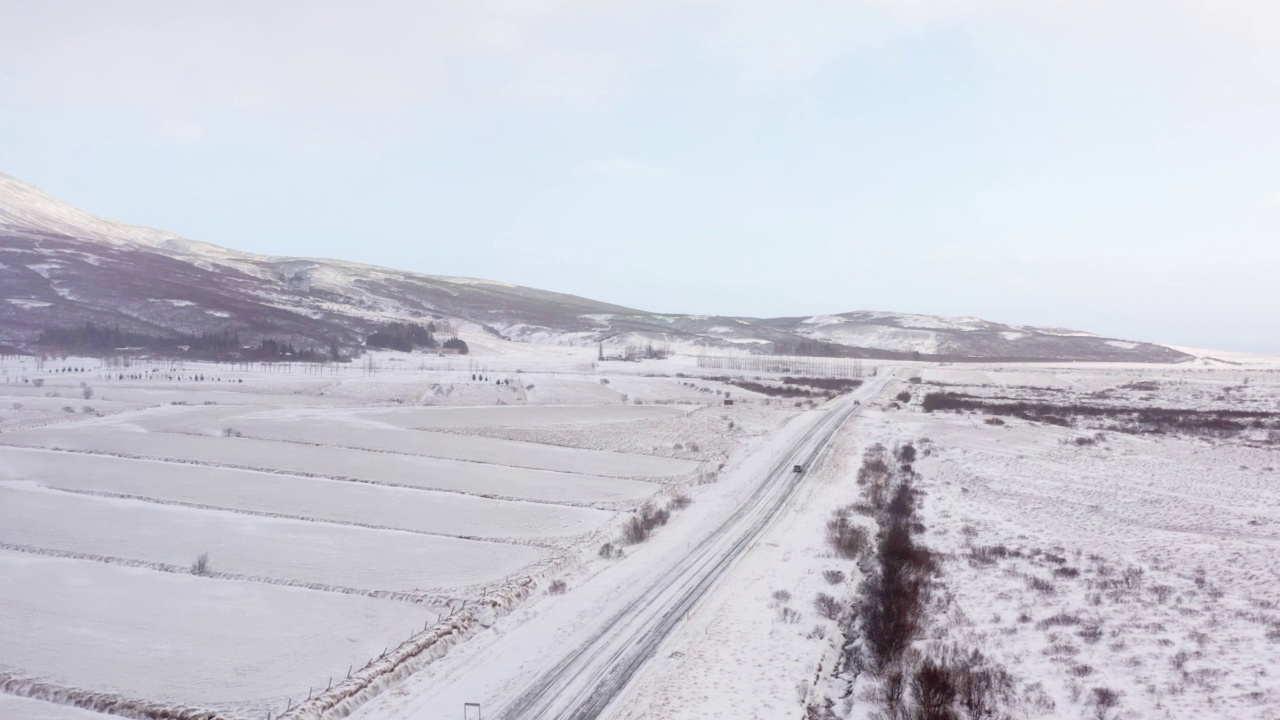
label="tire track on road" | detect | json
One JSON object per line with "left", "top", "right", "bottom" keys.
{"left": 497, "top": 379, "right": 889, "bottom": 719}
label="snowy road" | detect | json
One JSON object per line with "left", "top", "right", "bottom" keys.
{"left": 352, "top": 376, "right": 890, "bottom": 720}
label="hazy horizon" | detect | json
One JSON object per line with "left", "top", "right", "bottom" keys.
{"left": 2, "top": 1, "right": 1277, "bottom": 353}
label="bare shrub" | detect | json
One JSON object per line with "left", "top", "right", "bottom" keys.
{"left": 906, "top": 648, "right": 1016, "bottom": 720}
{"left": 190, "top": 552, "right": 211, "bottom": 576}
{"left": 32, "top": 378, "right": 44, "bottom": 387}
{"left": 1053, "top": 566, "right": 1080, "bottom": 579}
{"left": 1035, "top": 612, "right": 1081, "bottom": 630}
{"left": 772, "top": 589, "right": 792, "bottom": 606}
{"left": 61, "top": 405, "right": 75, "bottom": 413}
{"left": 599, "top": 542, "right": 622, "bottom": 559}
{"left": 954, "top": 655, "right": 1016, "bottom": 718}
{"left": 1027, "top": 577, "right": 1056, "bottom": 594}
{"left": 1121, "top": 566, "right": 1145, "bottom": 590}
{"left": 622, "top": 504, "right": 671, "bottom": 545}
{"left": 547, "top": 579, "right": 567, "bottom": 595}
{"left": 1079, "top": 623, "right": 1104, "bottom": 644}
{"left": 822, "top": 569, "right": 846, "bottom": 585}
{"left": 669, "top": 494, "right": 692, "bottom": 510}
{"left": 861, "top": 480, "right": 932, "bottom": 669}
{"left": 969, "top": 545, "right": 1012, "bottom": 567}
{"left": 778, "top": 606, "right": 801, "bottom": 624}
{"left": 1089, "top": 687, "right": 1121, "bottom": 720}
{"left": 1150, "top": 584, "right": 1175, "bottom": 603}
{"left": 826, "top": 513, "right": 871, "bottom": 559}
{"left": 814, "top": 592, "right": 841, "bottom": 620}
{"left": 81, "top": 386, "right": 93, "bottom": 400}
{"left": 806, "top": 624, "right": 828, "bottom": 640}
{"left": 858, "top": 445, "right": 894, "bottom": 506}
{"left": 1044, "top": 643, "right": 1079, "bottom": 657}
{"left": 912, "top": 658, "right": 957, "bottom": 719}
{"left": 621, "top": 516, "right": 649, "bottom": 545}
{"left": 881, "top": 669, "right": 906, "bottom": 711}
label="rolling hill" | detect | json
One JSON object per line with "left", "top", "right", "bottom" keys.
{"left": 0, "top": 172, "right": 1190, "bottom": 363}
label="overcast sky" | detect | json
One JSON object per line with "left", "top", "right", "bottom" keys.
{"left": 2, "top": 1, "right": 1277, "bottom": 352}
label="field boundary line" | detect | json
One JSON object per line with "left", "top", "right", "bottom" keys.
{"left": 0, "top": 443, "right": 648, "bottom": 511}
{"left": 44, "top": 485, "right": 574, "bottom": 550}
{"left": 156, "top": 428, "right": 698, "bottom": 483}
{"left": 0, "top": 542, "right": 458, "bottom": 607}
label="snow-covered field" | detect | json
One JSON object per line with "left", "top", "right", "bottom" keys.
{"left": 0, "top": 448, "right": 613, "bottom": 540}
{"left": 0, "top": 350, "right": 800, "bottom": 718}
{"left": 5, "top": 350, "right": 1276, "bottom": 719}
{"left": 571, "top": 361, "right": 1280, "bottom": 720}
{"left": 0, "top": 432, "right": 665, "bottom": 506}
{"left": 0, "top": 553, "right": 430, "bottom": 715}
{"left": 802, "top": 363, "right": 1280, "bottom": 720}
{"left": 0, "top": 482, "right": 542, "bottom": 594}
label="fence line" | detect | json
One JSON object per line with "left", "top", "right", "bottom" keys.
{"left": 695, "top": 352, "right": 864, "bottom": 378}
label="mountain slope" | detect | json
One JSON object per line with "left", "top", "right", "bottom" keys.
{"left": 0, "top": 172, "right": 1189, "bottom": 363}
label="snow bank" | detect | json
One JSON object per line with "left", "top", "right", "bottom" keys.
{"left": 0, "top": 673, "right": 223, "bottom": 720}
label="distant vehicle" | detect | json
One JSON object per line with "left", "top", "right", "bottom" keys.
{"left": 793, "top": 464, "right": 804, "bottom": 473}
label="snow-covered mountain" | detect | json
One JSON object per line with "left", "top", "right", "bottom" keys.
{"left": 0, "top": 172, "right": 1189, "bottom": 362}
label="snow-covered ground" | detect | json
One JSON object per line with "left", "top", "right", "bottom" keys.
{"left": 0, "top": 482, "right": 542, "bottom": 594}
{"left": 4, "top": 351, "right": 1276, "bottom": 719}
{"left": 343, "top": 386, "right": 863, "bottom": 720}
{"left": 606, "top": 400, "right": 875, "bottom": 720}
{"left": 0, "top": 448, "right": 614, "bottom": 541}
{"left": 0, "top": 693, "right": 118, "bottom": 720}
{"left": 0, "top": 553, "right": 431, "bottom": 716}
{"left": 803, "top": 363, "right": 1280, "bottom": 720}
{"left": 0, "top": 425, "right": 671, "bottom": 503}
{"left": 0, "top": 350, "right": 802, "bottom": 718}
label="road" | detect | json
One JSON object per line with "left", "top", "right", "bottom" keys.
{"left": 352, "top": 375, "right": 890, "bottom": 720}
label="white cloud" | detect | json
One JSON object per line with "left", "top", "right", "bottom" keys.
{"left": 2, "top": 0, "right": 1278, "bottom": 137}
{"left": 0, "top": 1, "right": 648, "bottom": 113}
